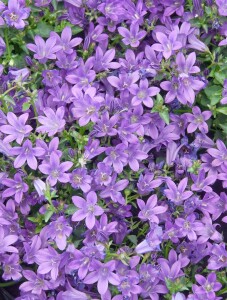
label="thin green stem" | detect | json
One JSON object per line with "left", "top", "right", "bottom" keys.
{"left": 4, "top": 28, "right": 11, "bottom": 60}
{"left": 0, "top": 280, "right": 21, "bottom": 287}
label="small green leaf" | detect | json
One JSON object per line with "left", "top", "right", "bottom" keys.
{"left": 22, "top": 102, "right": 31, "bottom": 111}
{"left": 34, "top": 22, "right": 53, "bottom": 38}
{"left": 65, "top": 204, "right": 77, "bottom": 215}
{"left": 44, "top": 210, "right": 54, "bottom": 222}
{"left": 3, "top": 95, "right": 15, "bottom": 106}
{"left": 128, "top": 235, "right": 137, "bottom": 245}
{"left": 204, "top": 85, "right": 222, "bottom": 105}
{"left": 217, "top": 107, "right": 227, "bottom": 115}
{"left": 71, "top": 26, "right": 83, "bottom": 35}
{"left": 159, "top": 107, "right": 170, "bottom": 125}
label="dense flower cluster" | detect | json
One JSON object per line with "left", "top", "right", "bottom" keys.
{"left": 0, "top": 0, "right": 227, "bottom": 299}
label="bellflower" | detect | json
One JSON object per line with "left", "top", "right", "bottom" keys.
{"left": 175, "top": 214, "right": 200, "bottom": 241}
{"left": 0, "top": 112, "right": 32, "bottom": 145}
{"left": 83, "top": 260, "right": 120, "bottom": 295}
{"left": 104, "top": 143, "right": 128, "bottom": 173}
{"left": 27, "top": 35, "right": 61, "bottom": 64}
{"left": 137, "top": 194, "right": 167, "bottom": 223}
{"left": 2, "top": 253, "right": 22, "bottom": 281}
{"left": 0, "top": 227, "right": 18, "bottom": 254}
{"left": 207, "top": 139, "right": 227, "bottom": 168}
{"left": 152, "top": 31, "right": 182, "bottom": 59}
{"left": 70, "top": 168, "right": 92, "bottom": 192}
{"left": 164, "top": 178, "right": 193, "bottom": 204}
{"left": 100, "top": 175, "right": 129, "bottom": 204}
{"left": 192, "top": 273, "right": 222, "bottom": 299}
{"left": 72, "top": 87, "right": 102, "bottom": 126}
{"left": 2, "top": 0, "right": 30, "bottom": 29}
{"left": 50, "top": 26, "right": 82, "bottom": 54}
{"left": 37, "top": 106, "right": 66, "bottom": 137}
{"left": 11, "top": 139, "right": 45, "bottom": 170}
{"left": 2, "top": 173, "right": 28, "bottom": 203}
{"left": 46, "top": 216, "right": 73, "bottom": 250}
{"left": 207, "top": 243, "right": 227, "bottom": 270}
{"left": 94, "top": 47, "right": 120, "bottom": 72}
{"left": 72, "top": 191, "right": 104, "bottom": 229}
{"left": 129, "top": 78, "right": 160, "bottom": 107}
{"left": 185, "top": 106, "right": 212, "bottom": 133}
{"left": 19, "top": 270, "right": 50, "bottom": 295}
{"left": 135, "top": 224, "right": 163, "bottom": 254}
{"left": 38, "top": 152, "right": 73, "bottom": 186}
{"left": 118, "top": 23, "right": 146, "bottom": 47}
{"left": 216, "top": 0, "right": 227, "bottom": 16}
{"left": 35, "top": 246, "right": 61, "bottom": 280}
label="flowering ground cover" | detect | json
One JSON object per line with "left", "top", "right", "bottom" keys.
{"left": 0, "top": 0, "right": 227, "bottom": 299}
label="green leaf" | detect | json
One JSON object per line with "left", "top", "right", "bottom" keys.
{"left": 3, "top": 95, "right": 15, "bottom": 106}
{"left": 34, "top": 22, "right": 53, "bottom": 38}
{"left": 159, "top": 108, "right": 170, "bottom": 125}
{"left": 216, "top": 107, "right": 227, "bottom": 115}
{"left": 71, "top": 26, "right": 83, "bottom": 35}
{"left": 204, "top": 85, "right": 222, "bottom": 105}
{"left": 22, "top": 102, "right": 31, "bottom": 111}
{"left": 65, "top": 204, "right": 77, "bottom": 215}
{"left": 127, "top": 235, "right": 137, "bottom": 245}
{"left": 44, "top": 210, "right": 54, "bottom": 222}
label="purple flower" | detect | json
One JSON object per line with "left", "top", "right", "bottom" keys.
{"left": 46, "top": 216, "right": 73, "bottom": 250}
{"left": 135, "top": 224, "right": 163, "bottom": 254}
{"left": 129, "top": 79, "right": 160, "bottom": 107}
{"left": 94, "top": 162, "right": 112, "bottom": 186}
{"left": 185, "top": 106, "right": 212, "bottom": 133}
{"left": 175, "top": 214, "right": 200, "bottom": 241}
{"left": 23, "top": 235, "right": 41, "bottom": 265}
{"left": 178, "top": 74, "right": 205, "bottom": 105}
{"left": 70, "top": 168, "right": 92, "bottom": 192}
{"left": 100, "top": 174, "right": 129, "bottom": 204}
{"left": 83, "top": 260, "right": 120, "bottom": 295}
{"left": 195, "top": 216, "right": 222, "bottom": 244}
{"left": 216, "top": 0, "right": 227, "bottom": 16}
{"left": 0, "top": 112, "right": 32, "bottom": 145}
{"left": 94, "top": 46, "right": 120, "bottom": 72}
{"left": 176, "top": 52, "right": 200, "bottom": 75}
{"left": 137, "top": 194, "right": 167, "bottom": 223}
{"left": 207, "top": 243, "right": 227, "bottom": 270}
{"left": 192, "top": 273, "right": 222, "bottom": 299}
{"left": 2, "top": 173, "right": 28, "bottom": 203}
{"left": 188, "top": 34, "right": 209, "bottom": 52}
{"left": 104, "top": 143, "right": 128, "bottom": 173}
{"left": 118, "top": 23, "right": 146, "bottom": 47}
{"left": 38, "top": 152, "right": 73, "bottom": 186}
{"left": 27, "top": 35, "right": 61, "bottom": 64}
{"left": 152, "top": 30, "right": 182, "bottom": 59}
{"left": 2, "top": 253, "right": 22, "bottom": 280}
{"left": 0, "top": 227, "right": 18, "bottom": 254}
{"left": 93, "top": 111, "right": 119, "bottom": 137}
{"left": 126, "top": 143, "right": 148, "bottom": 171}
{"left": 61, "top": 283, "right": 90, "bottom": 300}
{"left": 72, "top": 191, "right": 104, "bottom": 229}
{"left": 164, "top": 178, "right": 193, "bottom": 205}
{"left": 166, "top": 141, "right": 183, "bottom": 166}
{"left": 66, "top": 57, "right": 95, "bottom": 89}
{"left": 37, "top": 106, "right": 66, "bottom": 137}
{"left": 207, "top": 139, "right": 227, "bottom": 167}
{"left": 42, "top": 69, "right": 62, "bottom": 87}
{"left": 19, "top": 270, "right": 50, "bottom": 295}
{"left": 191, "top": 169, "right": 216, "bottom": 192}
{"left": 72, "top": 87, "right": 102, "bottom": 126}
{"left": 107, "top": 71, "right": 139, "bottom": 91}
{"left": 50, "top": 26, "right": 82, "bottom": 54}
{"left": 34, "top": 179, "right": 46, "bottom": 197}
{"left": 137, "top": 172, "right": 162, "bottom": 195}
{"left": 35, "top": 246, "right": 61, "bottom": 280}
{"left": 2, "top": 0, "right": 30, "bottom": 29}
{"left": 11, "top": 139, "right": 45, "bottom": 170}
